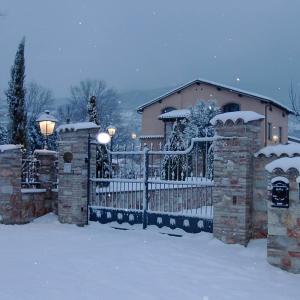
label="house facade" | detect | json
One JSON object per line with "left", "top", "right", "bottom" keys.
{"left": 137, "top": 79, "right": 293, "bottom": 148}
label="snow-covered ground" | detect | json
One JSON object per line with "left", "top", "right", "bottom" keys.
{"left": 0, "top": 214, "right": 298, "bottom": 300}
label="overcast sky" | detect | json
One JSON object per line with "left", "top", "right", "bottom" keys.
{"left": 1, "top": 0, "right": 300, "bottom": 103}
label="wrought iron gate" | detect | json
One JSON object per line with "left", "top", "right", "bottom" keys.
{"left": 88, "top": 137, "right": 214, "bottom": 233}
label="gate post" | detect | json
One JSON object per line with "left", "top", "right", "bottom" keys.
{"left": 211, "top": 112, "right": 264, "bottom": 246}
{"left": 56, "top": 122, "right": 99, "bottom": 226}
{"left": 143, "top": 146, "right": 150, "bottom": 229}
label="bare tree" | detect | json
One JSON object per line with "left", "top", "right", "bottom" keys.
{"left": 58, "top": 79, "right": 121, "bottom": 129}
{"left": 26, "top": 82, "right": 54, "bottom": 120}
{"left": 289, "top": 81, "right": 300, "bottom": 119}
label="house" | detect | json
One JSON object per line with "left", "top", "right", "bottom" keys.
{"left": 137, "top": 78, "right": 293, "bottom": 148}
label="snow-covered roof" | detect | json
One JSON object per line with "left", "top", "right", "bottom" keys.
{"left": 288, "top": 136, "right": 300, "bottom": 144}
{"left": 0, "top": 144, "right": 22, "bottom": 153}
{"left": 137, "top": 78, "right": 293, "bottom": 114}
{"left": 36, "top": 111, "right": 58, "bottom": 123}
{"left": 255, "top": 143, "right": 300, "bottom": 157}
{"left": 210, "top": 111, "right": 265, "bottom": 126}
{"left": 159, "top": 109, "right": 191, "bottom": 120}
{"left": 57, "top": 122, "right": 100, "bottom": 133}
{"left": 265, "top": 157, "right": 300, "bottom": 173}
{"left": 139, "top": 135, "right": 164, "bottom": 139}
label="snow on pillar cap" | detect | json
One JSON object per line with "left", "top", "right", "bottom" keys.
{"left": 0, "top": 144, "right": 22, "bottom": 153}
{"left": 265, "top": 157, "right": 300, "bottom": 173}
{"left": 210, "top": 111, "right": 265, "bottom": 126}
{"left": 56, "top": 122, "right": 100, "bottom": 133}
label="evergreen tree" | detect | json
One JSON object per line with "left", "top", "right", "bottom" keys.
{"left": 87, "top": 96, "right": 111, "bottom": 185}
{"left": 6, "top": 38, "right": 27, "bottom": 148}
{"left": 183, "top": 101, "right": 220, "bottom": 178}
{"left": 87, "top": 96, "right": 100, "bottom": 124}
{"left": 162, "top": 121, "right": 188, "bottom": 181}
{"left": 0, "top": 124, "right": 8, "bottom": 145}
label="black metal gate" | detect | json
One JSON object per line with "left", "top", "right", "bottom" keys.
{"left": 88, "top": 137, "right": 214, "bottom": 233}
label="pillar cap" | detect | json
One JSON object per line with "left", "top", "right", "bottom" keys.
{"left": 56, "top": 122, "right": 100, "bottom": 133}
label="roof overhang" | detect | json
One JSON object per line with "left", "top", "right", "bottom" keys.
{"left": 137, "top": 78, "right": 294, "bottom": 115}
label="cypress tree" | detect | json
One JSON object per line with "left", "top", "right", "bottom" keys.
{"left": 6, "top": 38, "right": 27, "bottom": 148}
{"left": 87, "top": 96, "right": 100, "bottom": 125}
{"left": 87, "top": 96, "right": 110, "bottom": 185}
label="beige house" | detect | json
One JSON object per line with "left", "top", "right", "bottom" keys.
{"left": 137, "top": 78, "right": 293, "bottom": 148}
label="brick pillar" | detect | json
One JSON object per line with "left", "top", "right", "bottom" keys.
{"left": 34, "top": 149, "right": 57, "bottom": 190}
{"left": 34, "top": 149, "right": 58, "bottom": 212}
{"left": 213, "top": 119, "right": 263, "bottom": 246}
{"left": 0, "top": 145, "right": 22, "bottom": 224}
{"left": 57, "top": 123, "right": 99, "bottom": 225}
{"left": 266, "top": 166, "right": 300, "bottom": 274}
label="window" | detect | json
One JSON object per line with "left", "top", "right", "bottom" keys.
{"left": 161, "top": 107, "right": 176, "bottom": 114}
{"left": 279, "top": 127, "right": 282, "bottom": 143}
{"left": 222, "top": 103, "right": 240, "bottom": 113}
{"left": 268, "top": 122, "right": 272, "bottom": 141}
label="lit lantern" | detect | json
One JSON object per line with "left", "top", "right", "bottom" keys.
{"left": 36, "top": 110, "right": 58, "bottom": 136}
{"left": 273, "top": 135, "right": 279, "bottom": 143}
{"left": 107, "top": 125, "right": 117, "bottom": 137}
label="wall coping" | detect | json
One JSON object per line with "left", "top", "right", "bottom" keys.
{"left": 265, "top": 156, "right": 300, "bottom": 173}
{"left": 0, "top": 144, "right": 22, "bottom": 153}
{"left": 255, "top": 143, "right": 300, "bottom": 158}
{"left": 34, "top": 149, "right": 58, "bottom": 156}
{"left": 210, "top": 111, "right": 264, "bottom": 126}
{"left": 21, "top": 188, "right": 47, "bottom": 194}
{"left": 56, "top": 122, "right": 99, "bottom": 133}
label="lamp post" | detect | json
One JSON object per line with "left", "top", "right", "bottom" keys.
{"left": 36, "top": 110, "right": 58, "bottom": 149}
{"left": 107, "top": 125, "right": 117, "bottom": 161}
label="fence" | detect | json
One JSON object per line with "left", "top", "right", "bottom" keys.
{"left": 88, "top": 137, "right": 215, "bottom": 233}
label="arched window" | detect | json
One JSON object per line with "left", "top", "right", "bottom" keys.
{"left": 161, "top": 107, "right": 176, "bottom": 114}
{"left": 222, "top": 103, "right": 240, "bottom": 113}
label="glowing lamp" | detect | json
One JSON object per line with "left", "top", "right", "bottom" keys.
{"left": 36, "top": 111, "right": 58, "bottom": 136}
{"left": 131, "top": 132, "right": 137, "bottom": 140}
{"left": 107, "top": 125, "right": 117, "bottom": 137}
{"left": 97, "top": 132, "right": 111, "bottom": 145}
{"left": 273, "top": 135, "right": 279, "bottom": 143}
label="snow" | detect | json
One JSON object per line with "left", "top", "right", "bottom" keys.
{"left": 271, "top": 176, "right": 289, "bottom": 184}
{"left": 56, "top": 122, "right": 100, "bottom": 133}
{"left": 265, "top": 157, "right": 300, "bottom": 173}
{"left": 255, "top": 143, "right": 300, "bottom": 157}
{"left": 36, "top": 111, "right": 58, "bottom": 123}
{"left": 21, "top": 188, "right": 47, "bottom": 194}
{"left": 210, "top": 111, "right": 265, "bottom": 125}
{"left": 139, "top": 134, "right": 164, "bottom": 139}
{"left": 0, "top": 213, "right": 298, "bottom": 300}
{"left": 34, "top": 149, "right": 58, "bottom": 156}
{"left": 94, "top": 177, "right": 213, "bottom": 193}
{"left": 0, "top": 144, "right": 22, "bottom": 152}
{"left": 158, "top": 109, "right": 191, "bottom": 120}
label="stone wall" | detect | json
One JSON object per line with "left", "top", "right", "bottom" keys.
{"left": 0, "top": 146, "right": 58, "bottom": 224}
{"left": 0, "top": 147, "right": 23, "bottom": 224}
{"left": 213, "top": 120, "right": 262, "bottom": 246}
{"left": 267, "top": 168, "right": 300, "bottom": 273}
{"left": 252, "top": 156, "right": 275, "bottom": 238}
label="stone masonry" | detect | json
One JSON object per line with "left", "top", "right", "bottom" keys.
{"left": 0, "top": 146, "right": 23, "bottom": 224}
{"left": 266, "top": 165, "right": 300, "bottom": 273}
{"left": 57, "top": 123, "right": 98, "bottom": 225}
{"left": 213, "top": 119, "right": 263, "bottom": 246}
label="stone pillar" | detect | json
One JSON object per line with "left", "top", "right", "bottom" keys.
{"left": 266, "top": 161, "right": 300, "bottom": 273}
{"left": 34, "top": 149, "right": 58, "bottom": 212}
{"left": 213, "top": 119, "right": 263, "bottom": 246}
{"left": 0, "top": 145, "right": 23, "bottom": 224}
{"left": 57, "top": 123, "right": 99, "bottom": 225}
